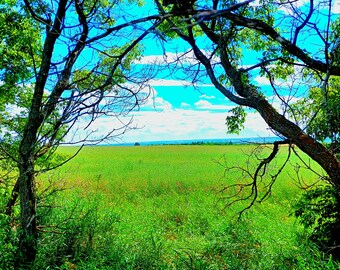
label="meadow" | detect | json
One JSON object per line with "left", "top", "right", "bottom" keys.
{"left": 34, "top": 144, "right": 339, "bottom": 269}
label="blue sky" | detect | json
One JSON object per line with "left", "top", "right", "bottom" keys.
{"left": 92, "top": 47, "right": 276, "bottom": 144}
{"left": 73, "top": 0, "right": 340, "bottom": 144}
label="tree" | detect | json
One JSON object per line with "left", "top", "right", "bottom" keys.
{"left": 152, "top": 0, "right": 340, "bottom": 252}
{"left": 153, "top": 0, "right": 340, "bottom": 187}
{"left": 0, "top": 0, "right": 164, "bottom": 266}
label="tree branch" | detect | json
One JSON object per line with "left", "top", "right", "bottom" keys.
{"left": 208, "top": 11, "right": 340, "bottom": 75}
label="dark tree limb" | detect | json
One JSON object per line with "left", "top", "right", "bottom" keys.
{"left": 219, "top": 140, "right": 291, "bottom": 218}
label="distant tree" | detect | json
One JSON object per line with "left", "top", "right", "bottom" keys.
{"left": 0, "top": 0, "right": 164, "bottom": 266}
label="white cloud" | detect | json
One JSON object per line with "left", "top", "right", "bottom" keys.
{"left": 278, "top": 0, "right": 310, "bottom": 14}
{"left": 278, "top": 0, "right": 339, "bottom": 15}
{"left": 134, "top": 51, "right": 198, "bottom": 65}
{"left": 5, "top": 104, "right": 27, "bottom": 116}
{"left": 254, "top": 75, "right": 271, "bottom": 86}
{"left": 180, "top": 102, "right": 191, "bottom": 108}
{"left": 142, "top": 90, "right": 173, "bottom": 111}
{"left": 123, "top": 109, "right": 236, "bottom": 142}
{"left": 244, "top": 112, "right": 271, "bottom": 134}
{"left": 134, "top": 55, "right": 165, "bottom": 65}
{"left": 195, "top": 100, "right": 213, "bottom": 108}
{"left": 65, "top": 105, "right": 274, "bottom": 144}
{"left": 148, "top": 79, "right": 194, "bottom": 87}
{"left": 74, "top": 108, "right": 274, "bottom": 144}
{"left": 63, "top": 80, "right": 275, "bottom": 144}
{"left": 253, "top": 65, "right": 308, "bottom": 89}
{"left": 333, "top": 1, "right": 340, "bottom": 13}
{"left": 135, "top": 49, "right": 220, "bottom": 67}
{"left": 153, "top": 97, "right": 172, "bottom": 111}
{"left": 194, "top": 100, "right": 234, "bottom": 110}
{"left": 199, "top": 94, "right": 216, "bottom": 99}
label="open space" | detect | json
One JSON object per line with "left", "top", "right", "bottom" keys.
{"left": 31, "top": 144, "right": 337, "bottom": 269}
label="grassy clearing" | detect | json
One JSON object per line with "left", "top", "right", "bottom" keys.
{"left": 34, "top": 144, "right": 338, "bottom": 269}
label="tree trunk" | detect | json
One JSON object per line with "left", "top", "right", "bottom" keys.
{"left": 15, "top": 94, "right": 43, "bottom": 266}
{"left": 16, "top": 153, "right": 38, "bottom": 267}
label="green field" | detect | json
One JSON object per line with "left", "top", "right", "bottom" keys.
{"left": 34, "top": 144, "right": 338, "bottom": 269}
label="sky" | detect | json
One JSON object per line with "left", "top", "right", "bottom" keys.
{"left": 98, "top": 45, "right": 275, "bottom": 144}
{"left": 73, "top": 0, "right": 340, "bottom": 145}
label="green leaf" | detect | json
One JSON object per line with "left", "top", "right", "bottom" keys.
{"left": 225, "top": 106, "right": 247, "bottom": 134}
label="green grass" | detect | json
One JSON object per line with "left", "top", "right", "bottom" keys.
{"left": 33, "top": 144, "right": 338, "bottom": 269}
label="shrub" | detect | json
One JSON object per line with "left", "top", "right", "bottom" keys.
{"left": 293, "top": 185, "right": 340, "bottom": 259}
{"left": 0, "top": 213, "right": 18, "bottom": 270}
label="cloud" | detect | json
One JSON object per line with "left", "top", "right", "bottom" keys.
{"left": 5, "top": 104, "right": 27, "bottom": 116}
{"left": 71, "top": 107, "right": 274, "bottom": 144}
{"left": 194, "top": 100, "right": 234, "bottom": 110}
{"left": 122, "top": 109, "right": 233, "bottom": 142}
{"left": 253, "top": 65, "right": 309, "bottom": 90}
{"left": 63, "top": 79, "right": 275, "bottom": 144}
{"left": 143, "top": 90, "right": 173, "bottom": 111}
{"left": 333, "top": 1, "right": 340, "bottom": 13}
{"left": 134, "top": 55, "right": 166, "bottom": 65}
{"left": 65, "top": 104, "right": 274, "bottom": 144}
{"left": 180, "top": 102, "right": 191, "bottom": 108}
{"left": 153, "top": 97, "right": 172, "bottom": 111}
{"left": 199, "top": 94, "right": 216, "bottom": 99}
{"left": 195, "top": 100, "right": 212, "bottom": 108}
{"left": 148, "top": 79, "right": 194, "bottom": 87}
{"left": 134, "top": 51, "right": 198, "bottom": 65}
{"left": 278, "top": 0, "right": 339, "bottom": 16}
{"left": 254, "top": 75, "right": 271, "bottom": 86}
{"left": 244, "top": 112, "right": 271, "bottom": 134}
{"left": 278, "top": 0, "right": 310, "bottom": 14}
{"left": 135, "top": 49, "right": 220, "bottom": 67}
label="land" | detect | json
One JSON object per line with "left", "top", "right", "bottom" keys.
{"left": 35, "top": 144, "right": 336, "bottom": 269}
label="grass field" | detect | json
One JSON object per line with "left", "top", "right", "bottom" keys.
{"left": 34, "top": 144, "right": 338, "bottom": 269}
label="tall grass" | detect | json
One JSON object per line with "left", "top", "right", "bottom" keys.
{"left": 31, "top": 144, "right": 338, "bottom": 269}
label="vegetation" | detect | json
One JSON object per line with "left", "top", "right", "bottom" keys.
{"left": 294, "top": 185, "right": 340, "bottom": 259}
{"left": 1, "top": 0, "right": 340, "bottom": 267}
{"left": 1, "top": 144, "right": 338, "bottom": 269}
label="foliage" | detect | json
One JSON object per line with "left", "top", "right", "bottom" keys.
{"left": 0, "top": 0, "right": 41, "bottom": 105}
{"left": 290, "top": 77, "right": 340, "bottom": 152}
{"left": 0, "top": 213, "right": 18, "bottom": 270}
{"left": 293, "top": 185, "right": 340, "bottom": 259}
{"left": 225, "top": 106, "right": 246, "bottom": 134}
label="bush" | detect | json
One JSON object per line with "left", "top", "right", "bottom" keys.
{"left": 293, "top": 185, "right": 340, "bottom": 259}
{"left": 0, "top": 213, "right": 18, "bottom": 270}
{"left": 33, "top": 192, "right": 121, "bottom": 269}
